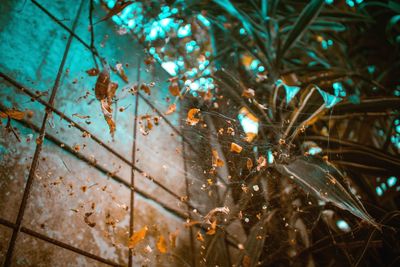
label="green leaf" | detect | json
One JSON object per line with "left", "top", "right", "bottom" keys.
{"left": 333, "top": 97, "right": 400, "bottom": 114}
{"left": 280, "top": 0, "right": 324, "bottom": 58}
{"left": 304, "top": 136, "right": 400, "bottom": 176}
{"left": 282, "top": 20, "right": 346, "bottom": 33}
{"left": 319, "top": 10, "right": 373, "bottom": 22}
{"left": 309, "top": 20, "right": 346, "bottom": 32}
{"left": 276, "top": 157, "right": 379, "bottom": 228}
{"left": 213, "top": 0, "right": 253, "bottom": 36}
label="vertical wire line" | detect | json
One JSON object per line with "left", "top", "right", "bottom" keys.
{"left": 3, "top": 1, "right": 84, "bottom": 265}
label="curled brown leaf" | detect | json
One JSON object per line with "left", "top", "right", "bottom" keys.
{"left": 187, "top": 108, "right": 200, "bottom": 125}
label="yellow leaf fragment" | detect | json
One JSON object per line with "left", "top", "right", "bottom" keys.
{"left": 187, "top": 108, "right": 200, "bottom": 126}
{"left": 245, "top": 133, "right": 257, "bottom": 143}
{"left": 196, "top": 231, "right": 204, "bottom": 242}
{"left": 206, "top": 220, "right": 217, "bottom": 235}
{"left": 212, "top": 149, "right": 224, "bottom": 167}
{"left": 241, "top": 54, "right": 253, "bottom": 67}
{"left": 165, "top": 104, "right": 176, "bottom": 115}
{"left": 230, "top": 142, "right": 242, "bottom": 153}
{"left": 128, "top": 226, "right": 148, "bottom": 249}
{"left": 239, "top": 107, "right": 259, "bottom": 142}
{"left": 156, "top": 235, "right": 167, "bottom": 254}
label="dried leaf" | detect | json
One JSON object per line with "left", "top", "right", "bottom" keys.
{"left": 169, "top": 81, "right": 180, "bottom": 96}
{"left": 196, "top": 231, "right": 205, "bottom": 242}
{"left": 108, "top": 82, "right": 118, "bottom": 99}
{"left": 72, "top": 113, "right": 90, "bottom": 119}
{"left": 257, "top": 156, "right": 267, "bottom": 171}
{"left": 116, "top": 63, "right": 128, "bottom": 83}
{"left": 156, "top": 235, "right": 167, "bottom": 254}
{"left": 139, "top": 117, "right": 153, "bottom": 136}
{"left": 128, "top": 226, "right": 148, "bottom": 249}
{"left": 84, "top": 212, "right": 96, "bottom": 228}
{"left": 95, "top": 69, "right": 110, "bottom": 100}
{"left": 230, "top": 142, "right": 243, "bottom": 153}
{"left": 242, "top": 255, "right": 251, "bottom": 267}
{"left": 185, "top": 220, "right": 201, "bottom": 227}
{"left": 212, "top": 149, "right": 224, "bottom": 167}
{"left": 95, "top": 1, "right": 134, "bottom": 24}
{"left": 85, "top": 68, "right": 99, "bottom": 76}
{"left": 140, "top": 83, "right": 151, "bottom": 95}
{"left": 276, "top": 157, "right": 379, "bottom": 228}
{"left": 144, "top": 56, "right": 155, "bottom": 65}
{"left": 187, "top": 108, "right": 200, "bottom": 126}
{"left": 206, "top": 220, "right": 217, "bottom": 235}
{"left": 95, "top": 68, "right": 118, "bottom": 137}
{"left": 165, "top": 104, "right": 176, "bottom": 115}
{"left": 0, "top": 109, "right": 26, "bottom": 120}
{"left": 245, "top": 132, "right": 257, "bottom": 142}
{"left": 242, "top": 88, "right": 255, "bottom": 98}
{"left": 204, "top": 206, "right": 230, "bottom": 224}
{"left": 105, "top": 116, "right": 116, "bottom": 136}
{"left": 169, "top": 230, "right": 179, "bottom": 249}
{"left": 246, "top": 158, "right": 253, "bottom": 170}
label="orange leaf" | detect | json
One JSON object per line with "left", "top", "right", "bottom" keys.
{"left": 85, "top": 68, "right": 99, "bottom": 76}
{"left": 196, "top": 231, "right": 204, "bottom": 242}
{"left": 128, "top": 226, "right": 148, "bottom": 249}
{"left": 185, "top": 220, "right": 201, "bottom": 228}
{"left": 230, "top": 142, "right": 242, "bottom": 153}
{"left": 212, "top": 149, "right": 224, "bottom": 167}
{"left": 206, "top": 220, "right": 217, "bottom": 235}
{"left": 187, "top": 108, "right": 200, "bottom": 126}
{"left": 242, "top": 88, "right": 255, "bottom": 98}
{"left": 169, "top": 82, "right": 180, "bottom": 96}
{"left": 245, "top": 132, "right": 257, "bottom": 143}
{"left": 116, "top": 63, "right": 129, "bottom": 83}
{"left": 169, "top": 230, "right": 179, "bottom": 249}
{"left": 105, "top": 116, "right": 116, "bottom": 137}
{"left": 165, "top": 104, "right": 176, "bottom": 115}
{"left": 0, "top": 109, "right": 26, "bottom": 120}
{"left": 140, "top": 83, "right": 151, "bottom": 95}
{"left": 156, "top": 235, "right": 167, "bottom": 254}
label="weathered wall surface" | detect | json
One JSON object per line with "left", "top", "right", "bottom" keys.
{"left": 0, "top": 1, "right": 197, "bottom": 266}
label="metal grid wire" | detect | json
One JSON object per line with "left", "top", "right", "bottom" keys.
{"left": 0, "top": 0, "right": 206, "bottom": 265}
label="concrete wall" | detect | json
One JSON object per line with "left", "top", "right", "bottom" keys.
{"left": 0, "top": 0, "right": 197, "bottom": 266}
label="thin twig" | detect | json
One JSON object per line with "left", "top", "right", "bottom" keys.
{"left": 89, "top": 0, "right": 99, "bottom": 69}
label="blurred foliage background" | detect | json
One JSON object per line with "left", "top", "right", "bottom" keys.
{"left": 96, "top": 0, "right": 400, "bottom": 266}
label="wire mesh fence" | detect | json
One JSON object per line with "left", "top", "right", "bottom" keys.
{"left": 0, "top": 0, "right": 222, "bottom": 266}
